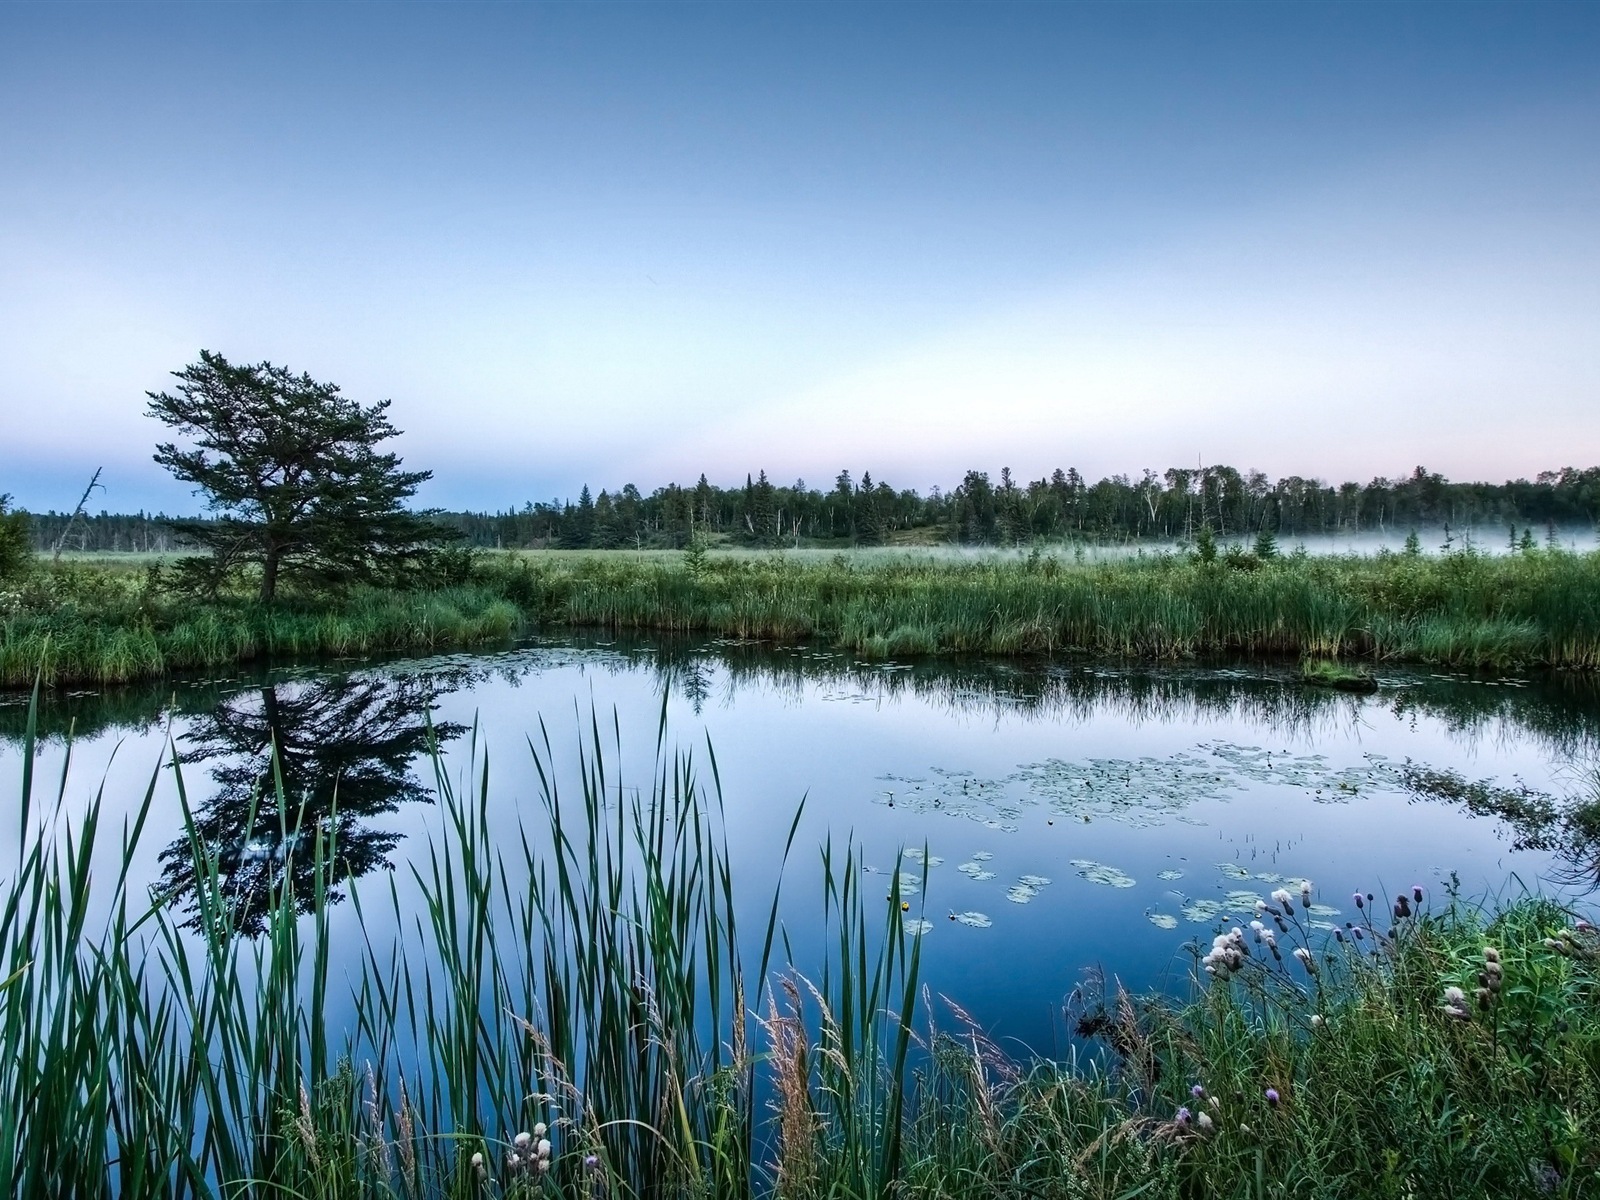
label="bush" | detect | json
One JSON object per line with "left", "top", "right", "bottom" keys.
{"left": 0, "top": 495, "right": 31, "bottom": 581}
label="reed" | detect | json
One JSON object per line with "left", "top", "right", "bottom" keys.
{"left": 3, "top": 693, "right": 1598, "bottom": 1196}
{"left": 487, "top": 544, "right": 1600, "bottom": 671}
{"left": 0, "top": 583, "right": 521, "bottom": 688}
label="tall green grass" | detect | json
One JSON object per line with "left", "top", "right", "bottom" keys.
{"left": 488, "top": 544, "right": 1600, "bottom": 671}
{"left": 0, "top": 584, "right": 521, "bottom": 688}
{"left": 2, "top": 696, "right": 1598, "bottom": 1196}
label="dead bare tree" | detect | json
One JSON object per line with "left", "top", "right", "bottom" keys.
{"left": 51, "top": 467, "right": 104, "bottom": 563}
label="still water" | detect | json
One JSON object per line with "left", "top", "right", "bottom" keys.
{"left": 3, "top": 636, "right": 1597, "bottom": 1053}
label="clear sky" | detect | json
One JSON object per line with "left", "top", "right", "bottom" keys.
{"left": 3, "top": 1, "right": 1598, "bottom": 512}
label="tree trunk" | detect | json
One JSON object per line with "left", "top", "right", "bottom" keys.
{"left": 260, "top": 547, "right": 280, "bottom": 605}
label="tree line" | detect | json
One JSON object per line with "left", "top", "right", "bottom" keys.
{"left": 18, "top": 463, "right": 1600, "bottom": 554}
{"left": 414, "top": 463, "right": 1600, "bottom": 549}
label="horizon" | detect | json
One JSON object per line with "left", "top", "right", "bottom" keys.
{"left": 5, "top": 2, "right": 1600, "bottom": 512}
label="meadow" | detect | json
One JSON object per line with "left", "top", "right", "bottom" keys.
{"left": 4, "top": 542, "right": 1600, "bottom": 689}
{"left": 3, "top": 693, "right": 1596, "bottom": 1198}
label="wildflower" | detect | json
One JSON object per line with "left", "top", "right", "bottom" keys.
{"left": 584, "top": 1154, "right": 599, "bottom": 1169}
{"left": 507, "top": 1152, "right": 522, "bottom": 1170}
{"left": 1412, "top": 885, "right": 1424, "bottom": 904}
{"left": 1310, "top": 1014, "right": 1325, "bottom": 1028}
{"left": 1483, "top": 946, "right": 1500, "bottom": 964}
{"left": 1442, "top": 985, "right": 1471, "bottom": 1021}
{"left": 1393, "top": 894, "right": 1412, "bottom": 920}
{"left": 1175, "top": 1106, "right": 1192, "bottom": 1127}
{"left": 1271, "top": 887, "right": 1294, "bottom": 911}
{"left": 1300, "top": 879, "right": 1313, "bottom": 905}
{"left": 536, "top": 1158, "right": 551, "bottom": 1174}
{"left": 901, "top": 901, "right": 910, "bottom": 912}
{"left": 1334, "top": 928, "right": 1345, "bottom": 943}
{"left": 1353, "top": 892, "right": 1364, "bottom": 910}
{"left": 533, "top": 1122, "right": 548, "bottom": 1138}
{"left": 514, "top": 1131, "right": 532, "bottom": 1150}
{"left": 471, "top": 1151, "right": 485, "bottom": 1174}
{"left": 1293, "top": 946, "right": 1317, "bottom": 975}
{"left": 1352, "top": 927, "right": 1365, "bottom": 941}
{"left": 1265, "top": 1088, "right": 1281, "bottom": 1108}
{"left": 1197, "top": 1111, "right": 1214, "bottom": 1132}
{"left": 1191, "top": 1084, "right": 1206, "bottom": 1100}
{"left": 537, "top": 1138, "right": 552, "bottom": 1159}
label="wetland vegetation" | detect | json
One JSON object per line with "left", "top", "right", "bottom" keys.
{"left": 5, "top": 539, "right": 1599, "bottom": 688}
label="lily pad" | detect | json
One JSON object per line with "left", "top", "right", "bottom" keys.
{"left": 1147, "top": 912, "right": 1180, "bottom": 930}
{"left": 1182, "top": 898, "right": 1226, "bottom": 923}
{"left": 1069, "top": 859, "right": 1136, "bottom": 888}
{"left": 952, "top": 911, "right": 993, "bottom": 928}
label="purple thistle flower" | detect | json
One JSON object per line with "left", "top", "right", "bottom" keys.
{"left": 1175, "top": 1106, "right": 1192, "bottom": 1126}
{"left": 1191, "top": 1084, "right": 1206, "bottom": 1099}
{"left": 1353, "top": 893, "right": 1364, "bottom": 910}
{"left": 1265, "top": 1088, "right": 1281, "bottom": 1108}
{"left": 584, "top": 1155, "right": 599, "bottom": 1169}
{"left": 1413, "top": 885, "right": 1424, "bottom": 903}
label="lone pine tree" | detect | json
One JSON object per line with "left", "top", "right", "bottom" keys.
{"left": 148, "top": 351, "right": 456, "bottom": 603}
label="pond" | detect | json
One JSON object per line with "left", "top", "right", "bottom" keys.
{"left": 4, "top": 635, "right": 1598, "bottom": 1054}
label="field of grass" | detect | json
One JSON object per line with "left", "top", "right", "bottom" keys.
{"left": 4, "top": 543, "right": 1599, "bottom": 688}
{"left": 0, "top": 560, "right": 521, "bottom": 687}
{"left": 2, "top": 701, "right": 1596, "bottom": 1198}
{"left": 490, "top": 543, "right": 1600, "bottom": 671}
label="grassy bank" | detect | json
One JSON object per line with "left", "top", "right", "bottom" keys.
{"left": 3, "top": 704, "right": 1597, "bottom": 1198}
{"left": 492, "top": 544, "right": 1600, "bottom": 670}
{"left": 0, "top": 559, "right": 521, "bottom": 687}
{"left": 4, "top": 544, "right": 1599, "bottom": 687}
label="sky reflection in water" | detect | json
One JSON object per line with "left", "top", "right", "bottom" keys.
{"left": 2, "top": 638, "right": 1596, "bottom": 1053}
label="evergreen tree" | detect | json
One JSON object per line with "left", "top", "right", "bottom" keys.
{"left": 565, "top": 485, "right": 596, "bottom": 548}
{"left": 0, "top": 495, "right": 30, "bottom": 581}
{"left": 854, "top": 471, "right": 884, "bottom": 545}
{"left": 146, "top": 351, "right": 455, "bottom": 602}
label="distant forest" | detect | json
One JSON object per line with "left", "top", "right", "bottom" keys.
{"left": 20, "top": 464, "right": 1600, "bottom": 553}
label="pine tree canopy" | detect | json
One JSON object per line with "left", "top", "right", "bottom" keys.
{"left": 147, "top": 351, "right": 458, "bottom": 603}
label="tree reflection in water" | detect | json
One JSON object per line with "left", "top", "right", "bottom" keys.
{"left": 159, "top": 670, "right": 465, "bottom": 936}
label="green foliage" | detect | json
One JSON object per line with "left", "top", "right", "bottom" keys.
{"left": 1193, "top": 523, "right": 1217, "bottom": 564}
{"left": 479, "top": 544, "right": 1600, "bottom": 672}
{"left": 0, "top": 559, "right": 520, "bottom": 687}
{"left": 0, "top": 495, "right": 30, "bottom": 581}
{"left": 7, "top": 546, "right": 1600, "bottom": 689}
{"left": 1253, "top": 528, "right": 1279, "bottom": 560}
{"left": 147, "top": 350, "right": 459, "bottom": 603}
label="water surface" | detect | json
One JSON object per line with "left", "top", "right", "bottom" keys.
{"left": 4, "top": 636, "right": 1596, "bottom": 1052}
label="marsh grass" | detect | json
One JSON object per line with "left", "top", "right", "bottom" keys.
{"left": 488, "top": 544, "right": 1600, "bottom": 672}
{"left": 2, "top": 692, "right": 1598, "bottom": 1197}
{"left": 0, "top": 570, "right": 521, "bottom": 687}
{"left": 6, "top": 546, "right": 1599, "bottom": 689}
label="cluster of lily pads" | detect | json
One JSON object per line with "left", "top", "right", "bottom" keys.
{"left": 877, "top": 742, "right": 1407, "bottom": 833}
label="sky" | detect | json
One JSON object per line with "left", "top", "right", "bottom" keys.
{"left": 2, "top": 1, "right": 1599, "bottom": 513}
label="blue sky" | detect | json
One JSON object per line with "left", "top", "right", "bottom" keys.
{"left": 3, "top": 2, "right": 1598, "bottom": 511}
